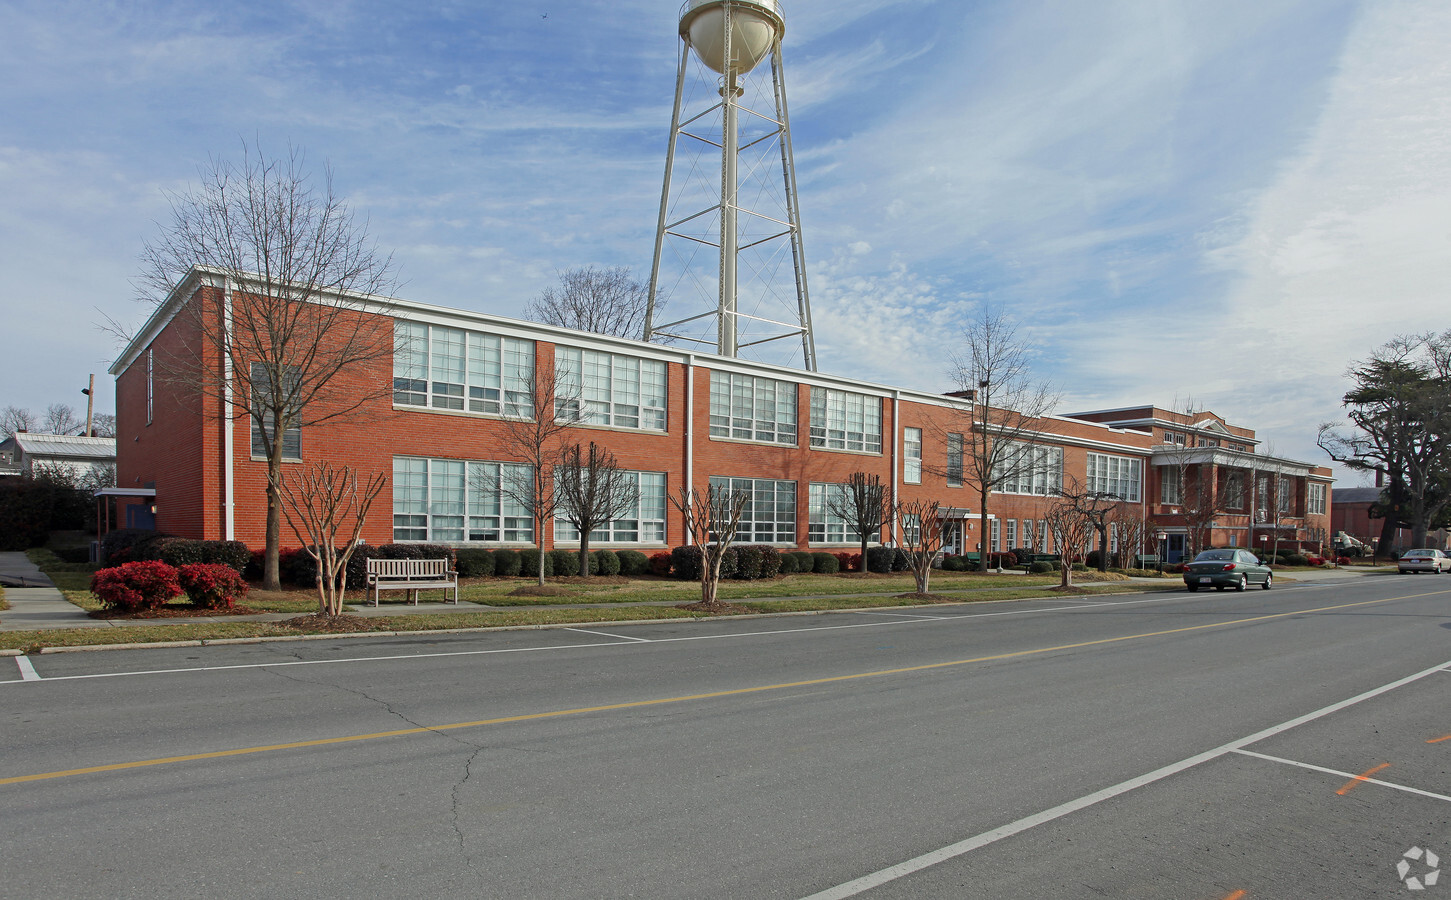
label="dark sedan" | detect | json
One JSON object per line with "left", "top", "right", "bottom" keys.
{"left": 1183, "top": 548, "right": 1273, "bottom": 592}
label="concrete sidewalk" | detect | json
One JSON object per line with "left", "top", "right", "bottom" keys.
{"left": 0, "top": 551, "right": 109, "bottom": 631}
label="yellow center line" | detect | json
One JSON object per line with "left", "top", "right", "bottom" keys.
{"left": 3, "top": 590, "right": 1445, "bottom": 788}
{"left": 1336, "top": 762, "right": 1392, "bottom": 795}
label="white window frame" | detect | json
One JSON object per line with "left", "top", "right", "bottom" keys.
{"left": 709, "top": 371, "right": 796, "bottom": 445}
{"left": 393, "top": 456, "right": 534, "bottom": 543}
{"left": 554, "top": 471, "right": 668, "bottom": 544}
{"left": 250, "top": 362, "right": 301, "bottom": 461}
{"left": 394, "top": 321, "right": 535, "bottom": 418}
{"left": 808, "top": 482, "right": 882, "bottom": 545}
{"left": 903, "top": 427, "right": 922, "bottom": 484}
{"left": 995, "top": 443, "right": 1063, "bottom": 496}
{"left": 809, "top": 387, "right": 882, "bottom": 453}
{"left": 556, "top": 347, "right": 667, "bottom": 431}
{"left": 1085, "top": 453, "right": 1142, "bottom": 502}
{"left": 946, "top": 432, "right": 964, "bottom": 487}
{"left": 146, "top": 349, "right": 154, "bottom": 426}
{"left": 1307, "top": 482, "right": 1326, "bottom": 516}
{"left": 709, "top": 476, "right": 796, "bottom": 544}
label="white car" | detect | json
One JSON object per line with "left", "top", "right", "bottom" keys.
{"left": 1398, "top": 549, "right": 1451, "bottom": 574}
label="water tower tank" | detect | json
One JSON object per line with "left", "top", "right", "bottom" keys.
{"left": 679, "top": 0, "right": 784, "bottom": 75}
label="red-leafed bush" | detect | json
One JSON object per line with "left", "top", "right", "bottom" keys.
{"left": 178, "top": 563, "right": 250, "bottom": 610}
{"left": 834, "top": 551, "right": 860, "bottom": 572}
{"left": 91, "top": 561, "right": 183, "bottom": 612}
{"left": 649, "top": 551, "right": 673, "bottom": 577}
{"left": 1336, "top": 556, "right": 1351, "bottom": 566}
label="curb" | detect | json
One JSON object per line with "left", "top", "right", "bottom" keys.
{"left": 12, "top": 586, "right": 1182, "bottom": 655}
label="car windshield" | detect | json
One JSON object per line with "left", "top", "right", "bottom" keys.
{"left": 1404, "top": 550, "right": 1434, "bottom": 558}
{"left": 1194, "top": 550, "right": 1235, "bottom": 562}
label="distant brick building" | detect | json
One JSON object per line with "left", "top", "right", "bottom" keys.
{"left": 109, "top": 268, "right": 1333, "bottom": 564}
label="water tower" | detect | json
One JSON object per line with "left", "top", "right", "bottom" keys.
{"left": 645, "top": 0, "right": 817, "bottom": 371}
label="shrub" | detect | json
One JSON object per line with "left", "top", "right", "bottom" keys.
{"left": 518, "top": 548, "right": 554, "bottom": 578}
{"left": 617, "top": 549, "right": 650, "bottom": 576}
{"left": 1029, "top": 560, "right": 1055, "bottom": 574}
{"left": 1085, "top": 550, "right": 1104, "bottom": 569}
{"left": 942, "top": 554, "right": 969, "bottom": 572}
{"left": 778, "top": 552, "right": 799, "bottom": 574}
{"left": 734, "top": 544, "right": 764, "bottom": 580}
{"left": 812, "top": 552, "right": 840, "bottom": 574}
{"left": 177, "top": 563, "right": 249, "bottom": 610}
{"left": 832, "top": 551, "right": 857, "bottom": 572}
{"left": 493, "top": 548, "right": 522, "bottom": 577}
{"left": 1285, "top": 553, "right": 1311, "bottom": 567}
{"left": 592, "top": 549, "right": 622, "bottom": 576}
{"left": 988, "top": 551, "right": 1018, "bottom": 569}
{"left": 551, "top": 548, "right": 582, "bottom": 576}
{"left": 757, "top": 545, "right": 782, "bottom": 578}
{"left": 91, "top": 561, "right": 183, "bottom": 612}
{"left": 788, "top": 551, "right": 814, "bottom": 574}
{"left": 866, "top": 546, "right": 895, "bottom": 574}
{"left": 139, "top": 538, "right": 252, "bottom": 573}
{"left": 455, "top": 548, "right": 495, "bottom": 578}
{"left": 54, "top": 545, "right": 93, "bottom": 564}
{"left": 671, "top": 545, "right": 702, "bottom": 580}
{"left": 717, "top": 546, "right": 739, "bottom": 580}
{"left": 1071, "top": 562, "right": 1089, "bottom": 572}
{"left": 101, "top": 528, "right": 166, "bottom": 563}
{"left": 648, "top": 551, "right": 673, "bottom": 577}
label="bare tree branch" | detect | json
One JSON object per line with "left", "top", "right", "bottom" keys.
{"left": 525, "top": 266, "right": 654, "bottom": 340}
{"left": 669, "top": 484, "right": 749, "bottom": 609}
{"left": 555, "top": 441, "right": 640, "bottom": 576}
{"left": 274, "top": 462, "right": 387, "bottom": 617}
{"left": 825, "top": 473, "right": 888, "bottom": 573}
{"left": 895, "top": 497, "right": 945, "bottom": 594}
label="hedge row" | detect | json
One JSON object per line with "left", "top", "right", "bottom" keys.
{"left": 90, "top": 560, "right": 249, "bottom": 612}
{"left": 100, "top": 530, "right": 251, "bottom": 573}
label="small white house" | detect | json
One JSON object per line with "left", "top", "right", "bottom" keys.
{"left": 0, "top": 433, "right": 117, "bottom": 484}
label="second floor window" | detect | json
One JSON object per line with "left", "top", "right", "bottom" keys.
{"left": 946, "top": 433, "right": 964, "bottom": 487}
{"left": 1086, "top": 453, "right": 1141, "bottom": 502}
{"left": 995, "top": 443, "right": 1062, "bottom": 495}
{"left": 556, "top": 348, "right": 667, "bottom": 431}
{"left": 709, "top": 371, "right": 796, "bottom": 444}
{"left": 394, "top": 321, "right": 534, "bottom": 417}
{"left": 809, "top": 387, "right": 882, "bottom": 453}
{"left": 250, "top": 362, "right": 301, "bottom": 460}
{"left": 1307, "top": 482, "right": 1326, "bottom": 516}
{"left": 904, "top": 427, "right": 922, "bottom": 484}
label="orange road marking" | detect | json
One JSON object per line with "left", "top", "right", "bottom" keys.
{"left": 1222, "top": 891, "right": 1247, "bottom": 900}
{"left": 1428, "top": 734, "right": 1451, "bottom": 744}
{"left": 1336, "top": 762, "right": 1392, "bottom": 795}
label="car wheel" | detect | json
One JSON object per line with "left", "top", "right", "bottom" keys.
{"left": 1261, "top": 573, "right": 1272, "bottom": 590}
{"left": 1186, "top": 584, "right": 1198, "bottom": 592}
{"left": 1235, "top": 575, "right": 1248, "bottom": 592}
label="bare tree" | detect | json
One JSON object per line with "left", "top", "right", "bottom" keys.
{"left": 525, "top": 266, "right": 654, "bottom": 340}
{"left": 1106, "top": 504, "right": 1149, "bottom": 569}
{"left": 1044, "top": 478, "right": 1102, "bottom": 590}
{"left": 135, "top": 141, "right": 396, "bottom": 590}
{"left": 490, "top": 361, "right": 583, "bottom": 585}
{"left": 895, "top": 497, "right": 946, "bottom": 595}
{"left": 274, "top": 462, "right": 386, "bottom": 617}
{"left": 825, "top": 472, "right": 889, "bottom": 574}
{"left": 669, "top": 484, "right": 750, "bottom": 609}
{"left": 42, "top": 404, "right": 83, "bottom": 435}
{"left": 949, "top": 309, "right": 1061, "bottom": 571}
{"left": 555, "top": 441, "right": 639, "bottom": 576}
{"left": 1, "top": 406, "right": 37, "bottom": 439}
{"left": 90, "top": 413, "right": 117, "bottom": 438}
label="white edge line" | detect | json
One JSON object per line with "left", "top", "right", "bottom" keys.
{"left": 799, "top": 655, "right": 1451, "bottom": 900}
{"left": 1230, "top": 749, "right": 1451, "bottom": 803}
{"left": 0, "top": 596, "right": 1185, "bottom": 685}
{"left": 564, "top": 628, "right": 651, "bottom": 642}
{"left": 15, "top": 656, "right": 40, "bottom": 681}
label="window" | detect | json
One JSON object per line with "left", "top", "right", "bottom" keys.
{"left": 556, "top": 348, "right": 667, "bottom": 431}
{"left": 555, "top": 471, "right": 667, "bottom": 544}
{"left": 1085, "top": 453, "right": 1142, "bottom": 502}
{"left": 1161, "top": 471, "right": 1182, "bottom": 505}
{"left": 1022, "top": 519, "right": 1035, "bottom": 551}
{"left": 393, "top": 456, "right": 533, "bottom": 543}
{"left": 990, "top": 518, "right": 1001, "bottom": 552}
{"left": 709, "top": 371, "right": 796, "bottom": 444}
{"left": 995, "top": 443, "right": 1063, "bottom": 495}
{"left": 709, "top": 476, "right": 796, "bottom": 543}
{"left": 1202, "top": 437, "right": 1220, "bottom": 448}
{"left": 808, "top": 482, "right": 882, "bottom": 544}
{"left": 394, "top": 321, "right": 535, "bottom": 417}
{"left": 1278, "top": 478, "right": 1293, "bottom": 514}
{"left": 1257, "top": 475, "right": 1272, "bottom": 514}
{"left": 809, "top": 388, "right": 882, "bottom": 453}
{"left": 250, "top": 363, "right": 301, "bottom": 460}
{"left": 1307, "top": 482, "right": 1326, "bottom": 516}
{"left": 1005, "top": 518, "right": 1017, "bottom": 549}
{"left": 904, "top": 427, "right": 922, "bottom": 484}
{"left": 1163, "top": 431, "right": 1185, "bottom": 446}
{"left": 1223, "top": 472, "right": 1246, "bottom": 509}
{"left": 902, "top": 513, "right": 922, "bottom": 546}
{"left": 946, "top": 433, "right": 964, "bottom": 487}
{"left": 146, "top": 349, "right": 154, "bottom": 425}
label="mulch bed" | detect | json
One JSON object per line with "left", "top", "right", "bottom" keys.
{"left": 893, "top": 592, "right": 957, "bottom": 603}
{"left": 278, "top": 614, "right": 386, "bottom": 632}
{"left": 675, "top": 600, "right": 755, "bottom": 615}
{"left": 90, "top": 605, "right": 269, "bottom": 619}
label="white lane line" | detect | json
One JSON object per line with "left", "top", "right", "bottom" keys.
{"left": 0, "top": 593, "right": 1237, "bottom": 685}
{"left": 1231, "top": 749, "right": 1451, "bottom": 803}
{"left": 854, "top": 612, "right": 952, "bottom": 620}
{"left": 15, "top": 657, "right": 41, "bottom": 681}
{"left": 564, "top": 628, "right": 651, "bottom": 642}
{"left": 799, "top": 655, "right": 1451, "bottom": 900}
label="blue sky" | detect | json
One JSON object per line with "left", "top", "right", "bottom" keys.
{"left": 4, "top": 0, "right": 1448, "bottom": 483}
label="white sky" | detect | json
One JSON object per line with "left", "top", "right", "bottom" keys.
{"left": 3, "top": 0, "right": 1448, "bottom": 484}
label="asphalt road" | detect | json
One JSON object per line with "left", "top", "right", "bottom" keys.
{"left": 2, "top": 575, "right": 1449, "bottom": 899}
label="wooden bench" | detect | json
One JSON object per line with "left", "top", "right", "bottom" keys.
{"left": 1135, "top": 554, "right": 1161, "bottom": 568}
{"left": 366, "top": 558, "right": 458, "bottom": 607}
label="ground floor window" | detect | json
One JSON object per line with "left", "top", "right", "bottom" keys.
{"left": 393, "top": 456, "right": 533, "bottom": 543}
{"left": 807, "top": 482, "right": 881, "bottom": 544}
{"left": 555, "top": 471, "right": 667, "bottom": 544}
{"left": 709, "top": 476, "right": 796, "bottom": 543}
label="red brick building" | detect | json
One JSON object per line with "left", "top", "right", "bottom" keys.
{"left": 109, "top": 268, "right": 1332, "bottom": 564}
